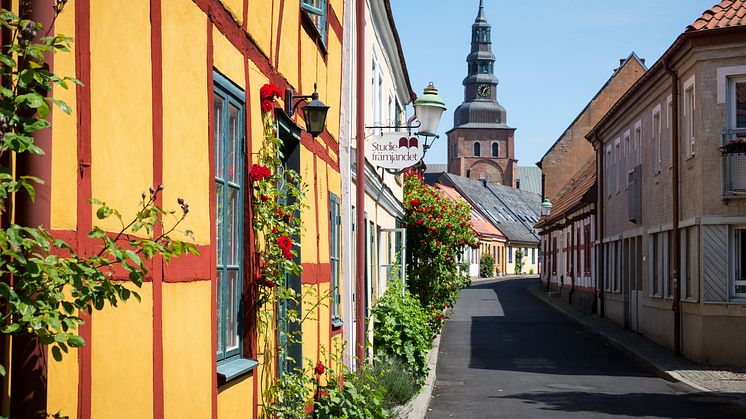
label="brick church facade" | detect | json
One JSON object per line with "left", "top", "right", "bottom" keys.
{"left": 447, "top": 0, "right": 517, "bottom": 186}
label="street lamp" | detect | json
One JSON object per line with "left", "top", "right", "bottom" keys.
{"left": 413, "top": 82, "right": 446, "bottom": 137}
{"left": 541, "top": 198, "right": 553, "bottom": 217}
{"left": 286, "top": 83, "right": 330, "bottom": 137}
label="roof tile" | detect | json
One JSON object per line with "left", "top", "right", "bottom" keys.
{"left": 687, "top": 0, "right": 746, "bottom": 32}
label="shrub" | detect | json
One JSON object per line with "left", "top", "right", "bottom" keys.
{"left": 529, "top": 267, "right": 535, "bottom": 275}
{"left": 314, "top": 363, "right": 388, "bottom": 419}
{"left": 403, "top": 171, "right": 478, "bottom": 312}
{"left": 371, "top": 281, "right": 431, "bottom": 383}
{"left": 479, "top": 253, "right": 494, "bottom": 278}
{"left": 374, "top": 355, "right": 420, "bottom": 410}
{"left": 514, "top": 249, "right": 524, "bottom": 275}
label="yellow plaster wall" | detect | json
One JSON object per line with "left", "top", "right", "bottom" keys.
{"left": 326, "top": 163, "right": 340, "bottom": 196}
{"left": 91, "top": 283, "right": 153, "bottom": 419}
{"left": 324, "top": 30, "right": 342, "bottom": 140}
{"left": 162, "top": 281, "right": 212, "bottom": 419}
{"left": 219, "top": 0, "right": 244, "bottom": 27}
{"left": 247, "top": 62, "right": 269, "bottom": 154}
{"left": 316, "top": 158, "right": 329, "bottom": 262}
{"left": 46, "top": 346, "right": 78, "bottom": 419}
{"left": 50, "top": 0, "right": 77, "bottom": 231}
{"left": 213, "top": 28, "right": 245, "bottom": 89}
{"left": 246, "top": 0, "right": 272, "bottom": 57}
{"left": 162, "top": 0, "right": 210, "bottom": 245}
{"left": 218, "top": 374, "right": 253, "bottom": 419}
{"left": 277, "top": 0, "right": 300, "bottom": 85}
{"left": 300, "top": 146, "right": 317, "bottom": 264}
{"left": 301, "top": 283, "right": 320, "bottom": 361}
{"left": 90, "top": 0, "right": 152, "bottom": 232}
{"left": 317, "top": 281, "right": 331, "bottom": 357}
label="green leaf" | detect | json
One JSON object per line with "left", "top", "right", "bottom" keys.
{"left": 15, "top": 92, "right": 45, "bottom": 108}
{"left": 0, "top": 364, "right": 5, "bottom": 376}
{"left": 67, "top": 335, "right": 85, "bottom": 348}
{"left": 51, "top": 345, "right": 62, "bottom": 362}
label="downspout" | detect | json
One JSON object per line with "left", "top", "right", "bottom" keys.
{"left": 596, "top": 138, "right": 605, "bottom": 318}
{"left": 665, "top": 59, "right": 682, "bottom": 357}
{"left": 354, "top": 0, "right": 366, "bottom": 367}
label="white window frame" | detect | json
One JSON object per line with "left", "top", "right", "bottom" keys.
{"left": 614, "top": 138, "right": 621, "bottom": 194}
{"left": 666, "top": 95, "right": 673, "bottom": 169}
{"left": 634, "top": 120, "right": 642, "bottom": 167}
{"left": 622, "top": 130, "right": 630, "bottom": 189}
{"left": 652, "top": 104, "right": 662, "bottom": 175}
{"left": 605, "top": 144, "right": 612, "bottom": 198}
{"left": 727, "top": 75, "right": 746, "bottom": 130}
{"left": 683, "top": 75, "right": 696, "bottom": 159}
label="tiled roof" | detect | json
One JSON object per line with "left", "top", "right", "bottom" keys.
{"left": 439, "top": 173, "right": 541, "bottom": 244}
{"left": 535, "top": 160, "right": 596, "bottom": 229}
{"left": 435, "top": 183, "right": 506, "bottom": 240}
{"left": 687, "top": 1, "right": 746, "bottom": 32}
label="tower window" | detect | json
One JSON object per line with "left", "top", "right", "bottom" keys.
{"left": 473, "top": 142, "right": 481, "bottom": 157}
{"left": 466, "top": 169, "right": 472, "bottom": 178}
{"left": 492, "top": 142, "right": 499, "bottom": 157}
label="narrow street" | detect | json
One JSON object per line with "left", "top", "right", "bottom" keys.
{"left": 428, "top": 279, "right": 743, "bottom": 418}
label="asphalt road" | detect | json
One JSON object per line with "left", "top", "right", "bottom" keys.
{"left": 427, "top": 278, "right": 744, "bottom": 419}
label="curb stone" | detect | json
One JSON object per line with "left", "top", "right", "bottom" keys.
{"left": 392, "top": 333, "right": 441, "bottom": 419}
{"left": 527, "top": 286, "right": 746, "bottom": 415}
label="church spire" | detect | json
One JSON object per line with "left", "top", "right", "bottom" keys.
{"left": 476, "top": 0, "right": 486, "bottom": 22}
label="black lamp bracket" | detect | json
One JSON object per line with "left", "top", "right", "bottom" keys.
{"left": 285, "top": 83, "right": 319, "bottom": 116}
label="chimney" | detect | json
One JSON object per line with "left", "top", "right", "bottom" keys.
{"left": 641, "top": 58, "right": 646, "bottom": 66}
{"left": 619, "top": 58, "right": 625, "bottom": 67}
{"left": 481, "top": 179, "right": 487, "bottom": 187}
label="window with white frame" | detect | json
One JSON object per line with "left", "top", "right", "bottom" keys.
{"left": 653, "top": 106, "right": 662, "bottom": 174}
{"left": 623, "top": 131, "right": 630, "bottom": 187}
{"left": 605, "top": 145, "right": 612, "bottom": 198}
{"left": 634, "top": 121, "right": 642, "bottom": 167}
{"left": 615, "top": 139, "right": 621, "bottom": 194}
{"left": 666, "top": 95, "right": 673, "bottom": 168}
{"left": 728, "top": 76, "right": 746, "bottom": 129}
{"left": 733, "top": 228, "right": 746, "bottom": 298}
{"left": 683, "top": 76, "right": 695, "bottom": 158}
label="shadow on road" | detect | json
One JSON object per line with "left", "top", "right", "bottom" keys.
{"left": 494, "top": 390, "right": 744, "bottom": 418}
{"left": 463, "top": 279, "right": 658, "bottom": 378}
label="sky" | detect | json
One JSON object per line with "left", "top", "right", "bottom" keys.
{"left": 391, "top": 0, "right": 716, "bottom": 166}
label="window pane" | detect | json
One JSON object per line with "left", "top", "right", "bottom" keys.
{"left": 225, "top": 270, "right": 240, "bottom": 353}
{"left": 736, "top": 82, "right": 746, "bottom": 128}
{"left": 228, "top": 103, "right": 240, "bottom": 184}
{"left": 215, "top": 95, "right": 224, "bottom": 178}
{"left": 739, "top": 230, "right": 746, "bottom": 280}
{"left": 216, "top": 269, "right": 223, "bottom": 355}
{"left": 216, "top": 183, "right": 224, "bottom": 265}
{"left": 226, "top": 187, "right": 239, "bottom": 265}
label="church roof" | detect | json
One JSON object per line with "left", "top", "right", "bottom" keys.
{"left": 687, "top": 1, "right": 746, "bottom": 32}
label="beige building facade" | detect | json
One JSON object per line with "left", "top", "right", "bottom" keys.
{"left": 588, "top": 4, "right": 746, "bottom": 366}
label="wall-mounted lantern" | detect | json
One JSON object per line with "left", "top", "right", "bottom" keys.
{"left": 413, "top": 82, "right": 446, "bottom": 137}
{"left": 286, "top": 83, "right": 330, "bottom": 137}
{"left": 541, "top": 198, "right": 553, "bottom": 217}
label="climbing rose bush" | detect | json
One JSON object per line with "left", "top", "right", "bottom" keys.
{"left": 403, "top": 170, "right": 477, "bottom": 331}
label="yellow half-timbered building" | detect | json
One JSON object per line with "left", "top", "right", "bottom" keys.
{"left": 1, "top": 0, "right": 346, "bottom": 418}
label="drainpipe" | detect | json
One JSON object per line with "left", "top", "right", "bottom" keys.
{"left": 596, "top": 139, "right": 605, "bottom": 318}
{"left": 354, "top": 0, "right": 366, "bottom": 368}
{"left": 665, "top": 59, "right": 682, "bottom": 357}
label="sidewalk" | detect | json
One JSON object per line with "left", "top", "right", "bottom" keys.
{"left": 528, "top": 285, "right": 746, "bottom": 412}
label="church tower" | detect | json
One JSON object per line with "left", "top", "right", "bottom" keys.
{"left": 446, "top": 0, "right": 517, "bottom": 186}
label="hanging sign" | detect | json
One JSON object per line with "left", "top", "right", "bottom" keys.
{"left": 365, "top": 131, "right": 424, "bottom": 170}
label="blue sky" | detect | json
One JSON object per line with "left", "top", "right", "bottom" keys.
{"left": 391, "top": 0, "right": 715, "bottom": 166}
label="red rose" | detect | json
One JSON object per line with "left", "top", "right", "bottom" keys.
{"left": 409, "top": 199, "right": 421, "bottom": 207}
{"left": 318, "top": 388, "right": 330, "bottom": 399}
{"left": 272, "top": 227, "right": 278, "bottom": 234}
{"left": 415, "top": 220, "right": 424, "bottom": 225}
{"left": 277, "top": 236, "right": 293, "bottom": 251}
{"left": 261, "top": 99, "right": 274, "bottom": 112}
{"left": 250, "top": 164, "right": 271, "bottom": 182}
{"left": 282, "top": 249, "right": 293, "bottom": 260}
{"left": 260, "top": 194, "right": 270, "bottom": 201}
{"left": 260, "top": 83, "right": 283, "bottom": 100}
{"left": 315, "top": 361, "right": 325, "bottom": 375}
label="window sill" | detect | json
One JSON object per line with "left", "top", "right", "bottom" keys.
{"left": 217, "top": 357, "right": 258, "bottom": 385}
{"left": 331, "top": 318, "right": 343, "bottom": 329}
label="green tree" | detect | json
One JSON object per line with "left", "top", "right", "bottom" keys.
{"left": 514, "top": 249, "right": 524, "bottom": 275}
